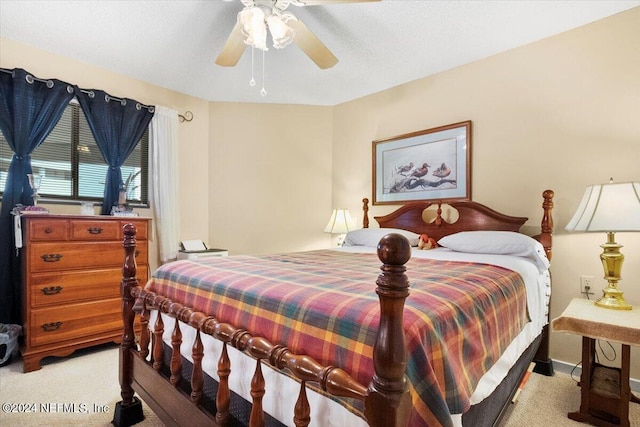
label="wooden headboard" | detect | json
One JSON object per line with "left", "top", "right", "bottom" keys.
{"left": 362, "top": 190, "right": 554, "bottom": 261}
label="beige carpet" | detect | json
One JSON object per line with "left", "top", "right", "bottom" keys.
{"left": 1, "top": 343, "right": 638, "bottom": 426}
{"left": 0, "top": 344, "right": 160, "bottom": 427}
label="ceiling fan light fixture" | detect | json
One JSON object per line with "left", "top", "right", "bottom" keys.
{"left": 238, "top": 6, "right": 269, "bottom": 50}
{"left": 217, "top": 0, "right": 342, "bottom": 71}
{"left": 266, "top": 14, "right": 296, "bottom": 49}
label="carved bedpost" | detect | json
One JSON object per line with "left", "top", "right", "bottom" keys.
{"left": 364, "top": 233, "right": 412, "bottom": 427}
{"left": 113, "top": 224, "right": 145, "bottom": 426}
{"left": 534, "top": 190, "right": 555, "bottom": 377}
{"left": 362, "top": 198, "right": 370, "bottom": 229}
{"left": 540, "top": 190, "right": 554, "bottom": 262}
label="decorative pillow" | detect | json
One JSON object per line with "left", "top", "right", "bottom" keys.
{"left": 343, "top": 228, "right": 420, "bottom": 247}
{"left": 437, "top": 231, "right": 550, "bottom": 272}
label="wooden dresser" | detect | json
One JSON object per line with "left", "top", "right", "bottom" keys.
{"left": 20, "top": 214, "right": 151, "bottom": 372}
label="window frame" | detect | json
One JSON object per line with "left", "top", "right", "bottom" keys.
{"left": 0, "top": 100, "right": 149, "bottom": 208}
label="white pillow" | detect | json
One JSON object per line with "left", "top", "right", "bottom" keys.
{"left": 438, "top": 231, "right": 550, "bottom": 272}
{"left": 343, "top": 228, "right": 420, "bottom": 247}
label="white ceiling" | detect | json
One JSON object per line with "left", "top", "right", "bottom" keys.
{"left": 1, "top": 0, "right": 639, "bottom": 106}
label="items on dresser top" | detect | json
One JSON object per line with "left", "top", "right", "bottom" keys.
{"left": 18, "top": 214, "right": 151, "bottom": 372}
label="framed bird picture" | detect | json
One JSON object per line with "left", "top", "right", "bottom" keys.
{"left": 372, "top": 121, "right": 471, "bottom": 205}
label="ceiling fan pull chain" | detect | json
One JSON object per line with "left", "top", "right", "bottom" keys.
{"left": 249, "top": 47, "right": 256, "bottom": 87}
{"left": 260, "top": 49, "right": 267, "bottom": 97}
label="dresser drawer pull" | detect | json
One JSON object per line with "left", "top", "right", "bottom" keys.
{"left": 45, "top": 227, "right": 53, "bottom": 234}
{"left": 135, "top": 250, "right": 141, "bottom": 257}
{"left": 41, "top": 254, "right": 63, "bottom": 263}
{"left": 41, "top": 286, "right": 63, "bottom": 295}
{"left": 87, "top": 227, "right": 103, "bottom": 234}
{"left": 42, "top": 322, "right": 63, "bottom": 332}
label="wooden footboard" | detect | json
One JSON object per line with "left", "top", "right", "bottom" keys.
{"left": 113, "top": 225, "right": 413, "bottom": 427}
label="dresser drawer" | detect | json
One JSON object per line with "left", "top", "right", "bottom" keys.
{"left": 29, "top": 241, "right": 148, "bottom": 273}
{"left": 27, "top": 219, "right": 69, "bottom": 241}
{"left": 71, "top": 220, "right": 120, "bottom": 240}
{"left": 30, "top": 268, "right": 149, "bottom": 308}
{"left": 29, "top": 298, "right": 123, "bottom": 347}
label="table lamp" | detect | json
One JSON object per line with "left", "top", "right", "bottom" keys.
{"left": 324, "top": 209, "right": 356, "bottom": 246}
{"left": 565, "top": 180, "right": 640, "bottom": 310}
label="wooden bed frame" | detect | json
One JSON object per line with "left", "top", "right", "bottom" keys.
{"left": 113, "top": 190, "right": 554, "bottom": 427}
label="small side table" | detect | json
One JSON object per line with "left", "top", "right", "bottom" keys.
{"left": 552, "top": 298, "right": 640, "bottom": 427}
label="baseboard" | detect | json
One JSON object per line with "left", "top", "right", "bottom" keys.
{"left": 552, "top": 358, "right": 640, "bottom": 393}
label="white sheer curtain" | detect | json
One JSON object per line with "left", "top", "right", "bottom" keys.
{"left": 149, "top": 106, "right": 179, "bottom": 262}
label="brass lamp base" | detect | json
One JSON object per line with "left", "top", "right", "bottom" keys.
{"left": 595, "top": 232, "right": 632, "bottom": 310}
{"left": 595, "top": 285, "right": 632, "bottom": 310}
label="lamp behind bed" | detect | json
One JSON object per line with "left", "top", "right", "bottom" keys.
{"left": 566, "top": 180, "right": 640, "bottom": 310}
{"left": 324, "top": 208, "right": 356, "bottom": 246}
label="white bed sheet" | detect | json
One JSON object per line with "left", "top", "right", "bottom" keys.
{"left": 151, "top": 247, "right": 550, "bottom": 427}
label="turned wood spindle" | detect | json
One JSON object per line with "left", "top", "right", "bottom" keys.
{"left": 152, "top": 313, "right": 164, "bottom": 372}
{"left": 294, "top": 381, "right": 311, "bottom": 427}
{"left": 170, "top": 318, "right": 182, "bottom": 387}
{"left": 250, "top": 359, "right": 266, "bottom": 427}
{"left": 190, "top": 330, "right": 204, "bottom": 404}
{"left": 216, "top": 342, "right": 231, "bottom": 425}
{"left": 139, "top": 300, "right": 150, "bottom": 360}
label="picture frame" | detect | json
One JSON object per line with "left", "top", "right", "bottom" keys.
{"left": 372, "top": 121, "right": 471, "bottom": 205}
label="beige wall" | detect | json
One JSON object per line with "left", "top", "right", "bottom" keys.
{"left": 332, "top": 7, "right": 640, "bottom": 378}
{"left": 1, "top": 6, "right": 639, "bottom": 379}
{"left": 208, "top": 102, "right": 333, "bottom": 255}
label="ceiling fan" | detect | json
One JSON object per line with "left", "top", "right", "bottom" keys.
{"left": 216, "top": 0, "right": 380, "bottom": 70}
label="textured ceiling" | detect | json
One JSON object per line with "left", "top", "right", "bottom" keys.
{"left": 1, "top": 0, "right": 638, "bottom": 106}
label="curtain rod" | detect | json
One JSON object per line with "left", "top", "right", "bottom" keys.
{"left": 0, "top": 68, "right": 57, "bottom": 88}
{"left": 0, "top": 68, "right": 154, "bottom": 113}
{"left": 78, "top": 89, "right": 154, "bottom": 113}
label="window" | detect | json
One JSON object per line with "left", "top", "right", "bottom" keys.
{"left": 0, "top": 101, "right": 148, "bottom": 205}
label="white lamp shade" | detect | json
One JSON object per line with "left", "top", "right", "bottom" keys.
{"left": 565, "top": 181, "right": 640, "bottom": 232}
{"left": 324, "top": 209, "right": 356, "bottom": 234}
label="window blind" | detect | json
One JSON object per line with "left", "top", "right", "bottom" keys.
{"left": 0, "top": 102, "right": 148, "bottom": 204}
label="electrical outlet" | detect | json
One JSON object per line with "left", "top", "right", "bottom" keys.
{"left": 580, "top": 275, "right": 594, "bottom": 296}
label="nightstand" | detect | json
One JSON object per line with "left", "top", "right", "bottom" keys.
{"left": 552, "top": 298, "right": 640, "bottom": 427}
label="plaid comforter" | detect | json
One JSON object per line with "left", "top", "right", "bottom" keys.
{"left": 145, "top": 250, "right": 529, "bottom": 427}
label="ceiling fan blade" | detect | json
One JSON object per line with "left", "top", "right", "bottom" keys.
{"left": 215, "top": 21, "right": 247, "bottom": 67}
{"left": 293, "top": 0, "right": 380, "bottom": 5}
{"left": 289, "top": 19, "right": 338, "bottom": 69}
